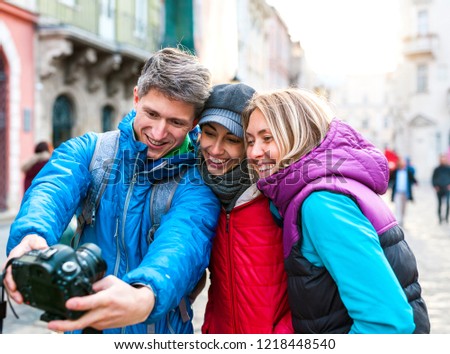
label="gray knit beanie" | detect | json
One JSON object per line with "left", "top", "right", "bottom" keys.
{"left": 198, "top": 83, "right": 256, "bottom": 138}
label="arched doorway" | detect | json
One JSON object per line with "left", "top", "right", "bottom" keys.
{"left": 52, "top": 95, "right": 74, "bottom": 148}
{"left": 0, "top": 53, "right": 8, "bottom": 211}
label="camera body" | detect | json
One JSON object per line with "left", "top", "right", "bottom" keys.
{"left": 11, "top": 243, "right": 106, "bottom": 322}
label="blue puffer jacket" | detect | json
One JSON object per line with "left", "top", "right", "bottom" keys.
{"left": 8, "top": 110, "right": 220, "bottom": 334}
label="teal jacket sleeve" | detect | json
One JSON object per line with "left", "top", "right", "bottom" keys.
{"left": 7, "top": 133, "right": 96, "bottom": 254}
{"left": 301, "top": 191, "right": 415, "bottom": 334}
{"left": 122, "top": 166, "right": 220, "bottom": 322}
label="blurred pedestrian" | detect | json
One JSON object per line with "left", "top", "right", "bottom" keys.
{"left": 21, "top": 141, "right": 53, "bottom": 192}
{"left": 21, "top": 141, "right": 78, "bottom": 244}
{"left": 431, "top": 154, "right": 450, "bottom": 224}
{"left": 406, "top": 156, "right": 416, "bottom": 175}
{"left": 390, "top": 156, "right": 417, "bottom": 227}
{"left": 384, "top": 146, "right": 399, "bottom": 189}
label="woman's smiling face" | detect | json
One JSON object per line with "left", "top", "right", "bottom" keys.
{"left": 200, "top": 122, "right": 245, "bottom": 176}
{"left": 245, "top": 108, "right": 280, "bottom": 178}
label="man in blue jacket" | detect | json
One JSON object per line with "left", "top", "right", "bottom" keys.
{"left": 3, "top": 47, "right": 220, "bottom": 334}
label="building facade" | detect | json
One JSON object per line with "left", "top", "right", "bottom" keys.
{"left": 34, "top": 0, "right": 163, "bottom": 147}
{"left": 1, "top": 0, "right": 164, "bottom": 216}
{"left": 0, "top": 0, "right": 302, "bottom": 217}
{"left": 0, "top": 0, "right": 37, "bottom": 215}
{"left": 194, "top": 0, "right": 301, "bottom": 90}
{"left": 313, "top": 0, "right": 450, "bottom": 182}
{"left": 391, "top": 0, "right": 450, "bottom": 181}
{"left": 329, "top": 73, "right": 392, "bottom": 151}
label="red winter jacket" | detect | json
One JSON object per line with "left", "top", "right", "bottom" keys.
{"left": 202, "top": 187, "right": 293, "bottom": 334}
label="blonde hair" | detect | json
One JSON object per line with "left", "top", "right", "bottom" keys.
{"left": 242, "top": 88, "right": 334, "bottom": 169}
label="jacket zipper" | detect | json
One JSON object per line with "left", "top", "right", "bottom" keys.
{"left": 113, "top": 218, "right": 120, "bottom": 275}
{"left": 225, "top": 197, "right": 261, "bottom": 333}
{"left": 120, "top": 159, "right": 169, "bottom": 274}
{"left": 117, "top": 155, "right": 140, "bottom": 334}
{"left": 120, "top": 156, "right": 140, "bottom": 275}
{"left": 225, "top": 211, "right": 239, "bottom": 332}
{"left": 119, "top": 158, "right": 168, "bottom": 333}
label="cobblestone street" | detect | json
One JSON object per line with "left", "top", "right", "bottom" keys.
{"left": 1, "top": 184, "right": 449, "bottom": 334}
{"left": 384, "top": 184, "right": 450, "bottom": 334}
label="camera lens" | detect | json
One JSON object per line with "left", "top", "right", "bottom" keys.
{"left": 75, "top": 243, "right": 107, "bottom": 282}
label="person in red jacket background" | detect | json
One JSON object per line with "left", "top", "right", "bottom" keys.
{"left": 198, "top": 83, "right": 293, "bottom": 334}
{"left": 21, "top": 141, "right": 53, "bottom": 193}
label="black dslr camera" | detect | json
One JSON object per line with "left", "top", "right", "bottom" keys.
{"left": 10, "top": 243, "right": 106, "bottom": 322}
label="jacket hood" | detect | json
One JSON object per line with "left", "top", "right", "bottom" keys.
{"left": 258, "top": 119, "right": 389, "bottom": 213}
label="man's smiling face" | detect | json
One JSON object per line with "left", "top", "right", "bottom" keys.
{"left": 133, "top": 87, "right": 197, "bottom": 160}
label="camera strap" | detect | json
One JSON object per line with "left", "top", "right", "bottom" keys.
{"left": 0, "top": 259, "right": 19, "bottom": 334}
{"left": 0, "top": 282, "right": 6, "bottom": 334}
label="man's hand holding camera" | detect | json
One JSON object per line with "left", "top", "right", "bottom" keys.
{"left": 47, "top": 276, "right": 155, "bottom": 332}
{"left": 2, "top": 237, "right": 156, "bottom": 332}
{"left": 3, "top": 234, "right": 48, "bottom": 304}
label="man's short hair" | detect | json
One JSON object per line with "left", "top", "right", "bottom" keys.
{"left": 137, "top": 47, "right": 212, "bottom": 117}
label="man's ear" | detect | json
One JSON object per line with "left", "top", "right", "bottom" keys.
{"left": 191, "top": 118, "right": 199, "bottom": 128}
{"left": 133, "top": 86, "right": 139, "bottom": 108}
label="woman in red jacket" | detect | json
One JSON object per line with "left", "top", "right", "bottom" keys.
{"left": 198, "top": 83, "right": 292, "bottom": 333}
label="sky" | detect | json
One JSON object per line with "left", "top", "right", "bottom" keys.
{"left": 266, "top": 0, "right": 401, "bottom": 76}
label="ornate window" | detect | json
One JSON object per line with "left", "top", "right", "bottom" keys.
{"left": 417, "top": 9, "right": 429, "bottom": 36}
{"left": 52, "top": 95, "right": 74, "bottom": 148}
{"left": 417, "top": 64, "right": 428, "bottom": 93}
{"left": 102, "top": 105, "right": 114, "bottom": 132}
{"left": 134, "top": 0, "right": 148, "bottom": 39}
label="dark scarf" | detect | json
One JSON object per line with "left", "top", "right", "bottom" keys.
{"left": 199, "top": 155, "right": 253, "bottom": 213}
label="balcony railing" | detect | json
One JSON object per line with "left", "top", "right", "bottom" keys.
{"left": 36, "top": 0, "right": 160, "bottom": 53}
{"left": 403, "top": 34, "right": 438, "bottom": 59}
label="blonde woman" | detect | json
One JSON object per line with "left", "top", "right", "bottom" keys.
{"left": 242, "top": 88, "right": 430, "bottom": 334}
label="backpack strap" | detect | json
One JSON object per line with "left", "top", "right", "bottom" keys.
{"left": 147, "top": 167, "right": 195, "bottom": 323}
{"left": 147, "top": 170, "right": 185, "bottom": 244}
{"left": 71, "top": 130, "right": 120, "bottom": 248}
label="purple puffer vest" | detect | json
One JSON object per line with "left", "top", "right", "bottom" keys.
{"left": 259, "top": 119, "right": 390, "bottom": 258}
{"left": 257, "top": 119, "right": 430, "bottom": 333}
